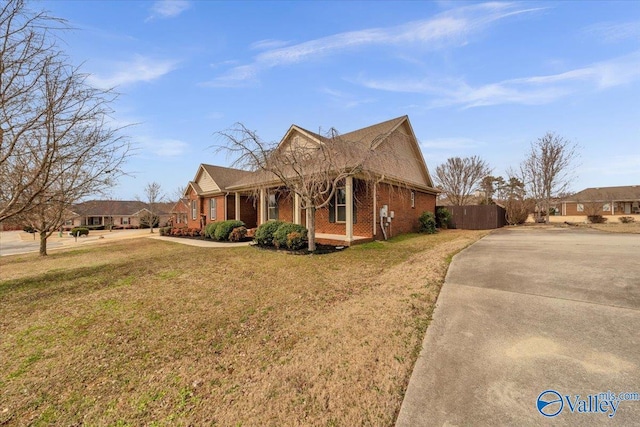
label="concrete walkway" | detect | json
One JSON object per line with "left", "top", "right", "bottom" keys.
{"left": 148, "top": 235, "right": 251, "bottom": 248}
{"left": 396, "top": 228, "right": 640, "bottom": 426}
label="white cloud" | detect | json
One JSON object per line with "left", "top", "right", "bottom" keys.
{"left": 147, "top": 0, "right": 191, "bottom": 21}
{"left": 87, "top": 55, "right": 179, "bottom": 88}
{"left": 250, "top": 39, "right": 290, "bottom": 51}
{"left": 204, "top": 2, "right": 545, "bottom": 87}
{"left": 137, "top": 136, "right": 189, "bottom": 158}
{"left": 585, "top": 21, "right": 640, "bottom": 43}
{"left": 320, "top": 88, "right": 375, "bottom": 109}
{"left": 359, "top": 50, "right": 640, "bottom": 108}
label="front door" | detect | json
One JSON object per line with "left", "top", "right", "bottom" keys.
{"left": 625, "top": 203, "right": 632, "bottom": 214}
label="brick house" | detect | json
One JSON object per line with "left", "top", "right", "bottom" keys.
{"left": 560, "top": 185, "right": 640, "bottom": 216}
{"left": 67, "top": 200, "right": 173, "bottom": 229}
{"left": 182, "top": 116, "right": 439, "bottom": 245}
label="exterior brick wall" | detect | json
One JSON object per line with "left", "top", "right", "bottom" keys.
{"left": 373, "top": 183, "right": 436, "bottom": 239}
{"left": 233, "top": 180, "right": 436, "bottom": 242}
{"left": 185, "top": 187, "right": 201, "bottom": 229}
{"left": 564, "top": 202, "right": 615, "bottom": 216}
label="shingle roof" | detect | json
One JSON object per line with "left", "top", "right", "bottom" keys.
{"left": 200, "top": 164, "right": 254, "bottom": 190}
{"left": 73, "top": 200, "right": 174, "bottom": 216}
{"left": 567, "top": 185, "right": 640, "bottom": 201}
{"left": 224, "top": 115, "right": 435, "bottom": 191}
{"left": 340, "top": 115, "right": 406, "bottom": 146}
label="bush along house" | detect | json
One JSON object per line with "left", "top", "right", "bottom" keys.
{"left": 182, "top": 115, "right": 440, "bottom": 246}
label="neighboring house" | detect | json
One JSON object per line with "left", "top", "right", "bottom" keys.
{"left": 182, "top": 116, "right": 439, "bottom": 245}
{"left": 170, "top": 198, "right": 190, "bottom": 226}
{"left": 68, "top": 200, "right": 173, "bottom": 229}
{"left": 560, "top": 185, "right": 640, "bottom": 216}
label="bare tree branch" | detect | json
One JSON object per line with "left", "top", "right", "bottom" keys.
{"left": 519, "top": 132, "right": 580, "bottom": 223}
{"left": 434, "top": 156, "right": 492, "bottom": 206}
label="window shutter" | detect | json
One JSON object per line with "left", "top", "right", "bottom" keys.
{"left": 353, "top": 198, "right": 357, "bottom": 224}
{"left": 328, "top": 197, "right": 335, "bottom": 223}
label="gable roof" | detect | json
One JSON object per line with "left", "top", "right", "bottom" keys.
{"left": 185, "top": 164, "right": 254, "bottom": 196}
{"left": 566, "top": 185, "right": 640, "bottom": 202}
{"left": 226, "top": 116, "right": 437, "bottom": 192}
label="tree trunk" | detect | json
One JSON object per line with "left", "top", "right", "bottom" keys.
{"left": 39, "top": 230, "right": 48, "bottom": 256}
{"left": 307, "top": 206, "right": 316, "bottom": 252}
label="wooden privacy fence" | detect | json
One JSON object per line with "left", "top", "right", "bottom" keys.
{"left": 445, "top": 205, "right": 507, "bottom": 230}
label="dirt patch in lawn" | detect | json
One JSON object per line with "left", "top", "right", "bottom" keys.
{"left": 0, "top": 229, "right": 488, "bottom": 426}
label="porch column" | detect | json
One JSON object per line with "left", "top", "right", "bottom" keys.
{"left": 259, "top": 188, "right": 267, "bottom": 225}
{"left": 345, "top": 176, "right": 353, "bottom": 242}
{"left": 235, "top": 192, "right": 241, "bottom": 221}
{"left": 294, "top": 193, "right": 301, "bottom": 224}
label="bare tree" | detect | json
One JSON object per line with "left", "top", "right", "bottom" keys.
{"left": 0, "top": 0, "right": 130, "bottom": 229}
{"left": 435, "top": 156, "right": 491, "bottom": 206}
{"left": 138, "top": 182, "right": 164, "bottom": 233}
{"left": 216, "top": 123, "right": 398, "bottom": 251}
{"left": 519, "top": 133, "right": 579, "bottom": 223}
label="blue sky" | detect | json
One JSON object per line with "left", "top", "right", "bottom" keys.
{"left": 40, "top": 0, "right": 640, "bottom": 200}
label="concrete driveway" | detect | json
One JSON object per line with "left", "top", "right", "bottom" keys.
{"left": 0, "top": 229, "right": 151, "bottom": 256}
{"left": 396, "top": 227, "right": 640, "bottom": 426}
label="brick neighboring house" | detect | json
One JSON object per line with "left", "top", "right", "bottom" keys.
{"left": 67, "top": 200, "right": 173, "bottom": 229}
{"left": 182, "top": 116, "right": 439, "bottom": 245}
{"left": 169, "top": 198, "right": 190, "bottom": 226}
{"left": 560, "top": 185, "right": 640, "bottom": 216}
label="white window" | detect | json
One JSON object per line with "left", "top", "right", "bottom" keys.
{"left": 65, "top": 219, "right": 73, "bottom": 226}
{"left": 410, "top": 191, "right": 416, "bottom": 208}
{"left": 191, "top": 200, "right": 197, "bottom": 220}
{"left": 121, "top": 217, "right": 130, "bottom": 225}
{"left": 268, "top": 193, "right": 279, "bottom": 220}
{"left": 577, "top": 203, "right": 584, "bottom": 212}
{"left": 602, "top": 203, "right": 610, "bottom": 212}
{"left": 335, "top": 187, "right": 346, "bottom": 222}
{"left": 210, "top": 198, "right": 217, "bottom": 220}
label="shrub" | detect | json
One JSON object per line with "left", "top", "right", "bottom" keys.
{"left": 505, "top": 199, "right": 530, "bottom": 225}
{"left": 588, "top": 215, "right": 607, "bottom": 224}
{"left": 254, "top": 220, "right": 284, "bottom": 247}
{"left": 435, "top": 207, "right": 452, "bottom": 229}
{"left": 214, "top": 220, "right": 245, "bottom": 241}
{"left": 619, "top": 216, "right": 635, "bottom": 224}
{"left": 286, "top": 231, "right": 307, "bottom": 251}
{"left": 229, "top": 226, "right": 247, "bottom": 242}
{"left": 70, "top": 227, "right": 89, "bottom": 237}
{"left": 22, "top": 225, "right": 36, "bottom": 233}
{"left": 419, "top": 211, "right": 437, "bottom": 234}
{"left": 273, "top": 223, "right": 308, "bottom": 249}
{"left": 204, "top": 222, "right": 220, "bottom": 239}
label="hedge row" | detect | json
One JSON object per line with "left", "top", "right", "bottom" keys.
{"left": 204, "top": 220, "right": 246, "bottom": 242}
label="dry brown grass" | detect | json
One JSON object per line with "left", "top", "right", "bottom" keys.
{"left": 0, "top": 230, "right": 488, "bottom": 426}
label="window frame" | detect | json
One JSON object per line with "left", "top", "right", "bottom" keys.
{"left": 210, "top": 198, "right": 217, "bottom": 220}
{"left": 410, "top": 190, "right": 416, "bottom": 208}
{"left": 577, "top": 203, "right": 584, "bottom": 212}
{"left": 191, "top": 200, "right": 197, "bottom": 220}
{"left": 267, "top": 192, "right": 279, "bottom": 221}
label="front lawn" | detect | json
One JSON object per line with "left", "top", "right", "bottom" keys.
{"left": 0, "top": 230, "right": 487, "bottom": 426}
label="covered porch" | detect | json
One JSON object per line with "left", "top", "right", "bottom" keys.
{"left": 231, "top": 176, "right": 367, "bottom": 246}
